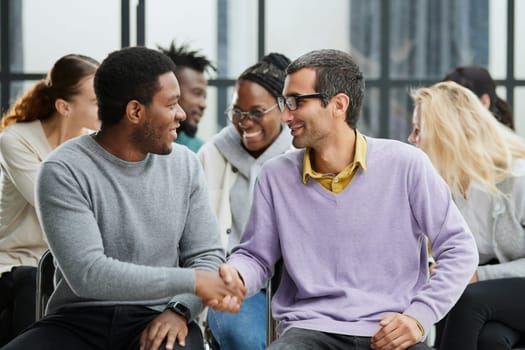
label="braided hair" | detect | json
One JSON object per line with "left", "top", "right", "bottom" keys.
{"left": 238, "top": 53, "right": 291, "bottom": 98}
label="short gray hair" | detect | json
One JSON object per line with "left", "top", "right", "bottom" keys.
{"left": 287, "top": 49, "right": 365, "bottom": 127}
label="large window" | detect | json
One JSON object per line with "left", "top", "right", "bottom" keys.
{"left": 0, "top": 0, "right": 121, "bottom": 110}
{"left": 1, "top": 0, "right": 524, "bottom": 140}
{"left": 350, "top": 0, "right": 504, "bottom": 140}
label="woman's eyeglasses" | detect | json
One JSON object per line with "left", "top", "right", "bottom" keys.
{"left": 225, "top": 104, "right": 278, "bottom": 123}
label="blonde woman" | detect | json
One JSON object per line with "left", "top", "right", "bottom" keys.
{"left": 0, "top": 54, "right": 99, "bottom": 344}
{"left": 409, "top": 81, "right": 525, "bottom": 350}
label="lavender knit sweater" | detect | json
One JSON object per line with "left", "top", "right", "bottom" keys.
{"left": 228, "top": 137, "right": 478, "bottom": 337}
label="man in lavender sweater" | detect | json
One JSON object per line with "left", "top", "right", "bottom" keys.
{"left": 219, "top": 50, "right": 479, "bottom": 350}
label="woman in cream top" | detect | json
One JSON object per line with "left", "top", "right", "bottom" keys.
{"left": 0, "top": 54, "right": 99, "bottom": 344}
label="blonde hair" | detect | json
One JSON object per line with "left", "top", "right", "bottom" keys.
{"left": 412, "top": 81, "right": 525, "bottom": 197}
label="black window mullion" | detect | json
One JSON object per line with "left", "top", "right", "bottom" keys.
{"left": 121, "top": 0, "right": 130, "bottom": 48}
{"left": 217, "top": 0, "right": 229, "bottom": 128}
{"left": 379, "top": 0, "right": 390, "bottom": 138}
{"left": 258, "top": 0, "right": 265, "bottom": 59}
{"left": 506, "top": 0, "right": 514, "bottom": 107}
{"left": 136, "top": 0, "right": 145, "bottom": 46}
{"left": 1, "top": 0, "right": 10, "bottom": 113}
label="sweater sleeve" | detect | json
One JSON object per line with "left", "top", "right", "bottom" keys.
{"left": 178, "top": 155, "right": 225, "bottom": 272}
{"left": 169, "top": 156, "right": 226, "bottom": 320}
{"left": 477, "top": 258, "right": 525, "bottom": 280}
{"left": 404, "top": 151, "right": 479, "bottom": 336}
{"left": 35, "top": 159, "right": 207, "bottom": 302}
{"left": 228, "top": 171, "right": 280, "bottom": 296}
{"left": 477, "top": 170, "right": 525, "bottom": 280}
{"left": 0, "top": 128, "right": 42, "bottom": 207}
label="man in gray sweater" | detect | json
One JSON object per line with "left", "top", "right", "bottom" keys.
{"left": 3, "top": 47, "right": 244, "bottom": 350}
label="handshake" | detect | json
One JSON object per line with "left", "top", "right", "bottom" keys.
{"left": 195, "top": 264, "right": 246, "bottom": 313}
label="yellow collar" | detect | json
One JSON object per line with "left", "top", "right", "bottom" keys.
{"left": 302, "top": 129, "right": 367, "bottom": 184}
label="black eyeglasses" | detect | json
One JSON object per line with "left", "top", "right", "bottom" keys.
{"left": 225, "top": 104, "right": 278, "bottom": 123}
{"left": 277, "top": 93, "right": 325, "bottom": 112}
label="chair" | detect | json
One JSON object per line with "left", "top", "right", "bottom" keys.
{"left": 513, "top": 336, "right": 525, "bottom": 350}
{"left": 35, "top": 250, "right": 55, "bottom": 321}
{"left": 266, "top": 259, "right": 283, "bottom": 347}
{"left": 204, "top": 321, "right": 220, "bottom": 350}
{"left": 265, "top": 277, "right": 278, "bottom": 346}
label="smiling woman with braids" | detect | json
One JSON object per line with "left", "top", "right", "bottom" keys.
{"left": 198, "top": 52, "right": 293, "bottom": 350}
{"left": 0, "top": 54, "right": 99, "bottom": 344}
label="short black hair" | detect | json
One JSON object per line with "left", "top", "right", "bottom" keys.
{"left": 158, "top": 41, "right": 216, "bottom": 74}
{"left": 287, "top": 49, "right": 365, "bottom": 128}
{"left": 94, "top": 46, "right": 176, "bottom": 125}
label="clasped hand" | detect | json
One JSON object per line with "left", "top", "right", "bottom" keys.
{"left": 195, "top": 264, "right": 246, "bottom": 313}
{"left": 370, "top": 313, "right": 422, "bottom": 350}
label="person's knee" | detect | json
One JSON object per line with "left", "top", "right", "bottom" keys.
{"left": 452, "top": 283, "right": 485, "bottom": 312}
{"left": 478, "top": 322, "right": 520, "bottom": 350}
{"left": 478, "top": 333, "right": 512, "bottom": 350}
{"left": 207, "top": 302, "right": 265, "bottom": 350}
{"left": 267, "top": 339, "right": 299, "bottom": 350}
{"left": 407, "top": 342, "right": 433, "bottom": 350}
{"left": 11, "top": 267, "right": 37, "bottom": 300}
{"left": 171, "top": 322, "right": 204, "bottom": 350}
{"left": 212, "top": 320, "right": 264, "bottom": 349}
{"left": 227, "top": 328, "right": 265, "bottom": 349}
{"left": 266, "top": 328, "right": 312, "bottom": 350}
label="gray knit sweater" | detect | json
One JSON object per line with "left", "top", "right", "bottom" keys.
{"left": 454, "top": 158, "right": 525, "bottom": 280}
{"left": 35, "top": 135, "right": 224, "bottom": 320}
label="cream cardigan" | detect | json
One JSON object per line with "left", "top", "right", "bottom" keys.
{"left": 198, "top": 141, "right": 238, "bottom": 250}
{"left": 0, "top": 120, "right": 50, "bottom": 273}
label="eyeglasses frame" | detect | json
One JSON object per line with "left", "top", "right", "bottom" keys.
{"left": 277, "top": 93, "right": 326, "bottom": 112}
{"left": 225, "top": 103, "right": 279, "bottom": 123}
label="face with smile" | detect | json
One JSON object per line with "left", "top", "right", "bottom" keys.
{"left": 176, "top": 67, "right": 207, "bottom": 135}
{"left": 281, "top": 68, "right": 332, "bottom": 149}
{"left": 232, "top": 80, "right": 282, "bottom": 158}
{"left": 133, "top": 72, "right": 186, "bottom": 155}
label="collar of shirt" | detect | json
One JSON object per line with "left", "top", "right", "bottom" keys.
{"left": 302, "top": 129, "right": 368, "bottom": 188}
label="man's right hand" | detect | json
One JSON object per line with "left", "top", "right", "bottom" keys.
{"left": 139, "top": 310, "right": 187, "bottom": 350}
{"left": 195, "top": 268, "right": 246, "bottom": 313}
{"left": 214, "top": 264, "right": 247, "bottom": 311}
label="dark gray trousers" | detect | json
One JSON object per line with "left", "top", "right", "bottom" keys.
{"left": 267, "top": 327, "right": 432, "bottom": 350}
{"left": 2, "top": 305, "right": 203, "bottom": 350}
